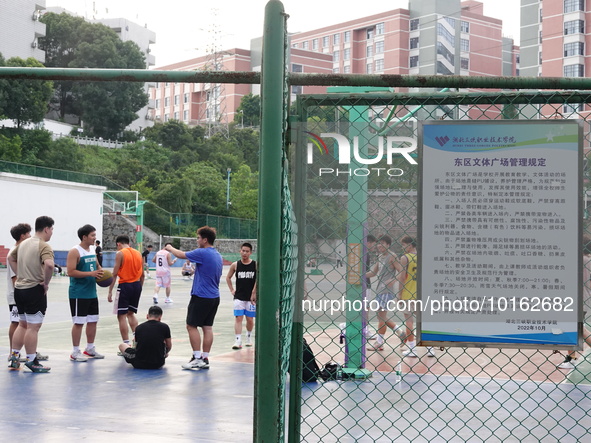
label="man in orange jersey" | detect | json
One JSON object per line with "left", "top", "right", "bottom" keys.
{"left": 108, "top": 235, "right": 144, "bottom": 345}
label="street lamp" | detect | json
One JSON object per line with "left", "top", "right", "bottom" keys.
{"left": 226, "top": 168, "right": 232, "bottom": 211}
{"left": 239, "top": 109, "right": 244, "bottom": 128}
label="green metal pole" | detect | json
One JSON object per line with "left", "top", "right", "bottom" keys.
{"left": 255, "top": 1, "right": 286, "bottom": 442}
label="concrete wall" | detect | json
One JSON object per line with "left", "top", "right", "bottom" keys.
{"left": 0, "top": 172, "right": 105, "bottom": 252}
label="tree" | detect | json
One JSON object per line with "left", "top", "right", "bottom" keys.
{"left": 234, "top": 93, "right": 261, "bottom": 127}
{"left": 229, "top": 165, "right": 258, "bottom": 219}
{"left": 0, "top": 134, "right": 22, "bottom": 162}
{"left": 40, "top": 12, "right": 148, "bottom": 138}
{"left": 39, "top": 138, "right": 85, "bottom": 171}
{"left": 0, "top": 57, "right": 53, "bottom": 128}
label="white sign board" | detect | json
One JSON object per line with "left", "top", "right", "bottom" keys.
{"left": 419, "top": 120, "right": 582, "bottom": 349}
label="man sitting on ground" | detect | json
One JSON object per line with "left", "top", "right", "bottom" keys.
{"left": 119, "top": 305, "right": 172, "bottom": 369}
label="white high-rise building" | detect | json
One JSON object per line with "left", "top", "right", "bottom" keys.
{"left": 0, "top": 0, "right": 46, "bottom": 63}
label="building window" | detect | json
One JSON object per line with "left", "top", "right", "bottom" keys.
{"left": 437, "top": 23, "right": 454, "bottom": 45}
{"left": 155, "top": 99, "right": 160, "bottom": 108}
{"left": 564, "top": 103, "right": 583, "bottom": 113}
{"left": 323, "top": 36, "right": 329, "bottom": 47}
{"left": 164, "top": 113, "right": 169, "bottom": 122}
{"left": 334, "top": 50, "right": 340, "bottom": 62}
{"left": 376, "top": 22, "right": 385, "bottom": 35}
{"left": 333, "top": 33, "right": 340, "bottom": 45}
{"left": 367, "top": 28, "right": 374, "bottom": 39}
{"left": 375, "top": 59, "right": 384, "bottom": 71}
{"left": 540, "top": 8, "right": 543, "bottom": 22}
{"left": 539, "top": 52, "right": 543, "bottom": 64}
{"left": 564, "top": 0, "right": 584, "bottom": 13}
{"left": 367, "top": 63, "right": 373, "bottom": 73}
{"left": 564, "top": 64, "right": 584, "bottom": 77}
{"left": 174, "top": 95, "right": 179, "bottom": 105}
{"left": 333, "top": 67, "right": 340, "bottom": 73}
{"left": 410, "top": 55, "right": 419, "bottom": 68}
{"left": 460, "top": 38, "right": 469, "bottom": 52}
{"left": 376, "top": 41, "right": 384, "bottom": 54}
{"left": 174, "top": 111, "right": 179, "bottom": 120}
{"left": 461, "top": 20, "right": 469, "bottom": 33}
{"left": 437, "top": 42, "right": 455, "bottom": 64}
{"left": 303, "top": 41, "right": 309, "bottom": 49}
{"left": 461, "top": 57, "right": 469, "bottom": 69}
{"left": 437, "top": 61, "right": 453, "bottom": 75}
{"left": 164, "top": 97, "right": 170, "bottom": 107}
{"left": 564, "top": 41, "right": 584, "bottom": 57}
{"left": 344, "top": 65, "right": 351, "bottom": 73}
{"left": 344, "top": 31, "right": 351, "bottom": 43}
{"left": 183, "top": 110, "right": 189, "bottom": 121}
{"left": 344, "top": 48, "right": 350, "bottom": 60}
{"left": 366, "top": 45, "right": 374, "bottom": 57}
{"left": 410, "top": 19, "right": 419, "bottom": 31}
{"left": 312, "top": 38, "right": 318, "bottom": 50}
{"left": 564, "top": 20, "right": 584, "bottom": 35}
{"left": 539, "top": 30, "right": 543, "bottom": 43}
{"left": 292, "top": 63, "right": 303, "bottom": 94}
{"left": 444, "top": 17, "right": 456, "bottom": 28}
{"left": 410, "top": 37, "right": 419, "bottom": 49}
{"left": 516, "top": 55, "right": 520, "bottom": 64}
{"left": 292, "top": 43, "right": 298, "bottom": 48}
{"left": 184, "top": 93, "right": 190, "bottom": 103}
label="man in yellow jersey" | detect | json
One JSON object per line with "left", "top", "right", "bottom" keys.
{"left": 108, "top": 235, "right": 144, "bottom": 346}
{"left": 399, "top": 235, "right": 435, "bottom": 358}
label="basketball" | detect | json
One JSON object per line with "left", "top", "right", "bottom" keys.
{"left": 96, "top": 270, "right": 113, "bottom": 287}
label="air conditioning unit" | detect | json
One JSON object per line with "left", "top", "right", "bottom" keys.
{"left": 31, "top": 41, "right": 37, "bottom": 48}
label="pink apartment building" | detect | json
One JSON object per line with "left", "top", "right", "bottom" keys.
{"left": 151, "top": 0, "right": 517, "bottom": 126}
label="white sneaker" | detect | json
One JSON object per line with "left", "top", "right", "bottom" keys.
{"left": 182, "top": 357, "right": 209, "bottom": 369}
{"left": 245, "top": 336, "right": 253, "bottom": 347}
{"left": 403, "top": 347, "right": 418, "bottom": 358}
{"left": 153, "top": 296, "right": 158, "bottom": 304}
{"left": 558, "top": 360, "right": 575, "bottom": 369}
{"left": 427, "top": 347, "right": 436, "bottom": 357}
{"left": 70, "top": 350, "right": 88, "bottom": 362}
{"left": 232, "top": 338, "right": 242, "bottom": 350}
{"left": 83, "top": 348, "right": 105, "bottom": 359}
{"left": 165, "top": 297, "right": 173, "bottom": 303}
{"left": 367, "top": 342, "right": 384, "bottom": 351}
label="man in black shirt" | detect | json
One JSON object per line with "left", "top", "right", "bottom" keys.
{"left": 119, "top": 305, "right": 172, "bottom": 369}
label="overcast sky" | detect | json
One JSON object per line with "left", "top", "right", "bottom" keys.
{"left": 47, "top": 0, "right": 522, "bottom": 67}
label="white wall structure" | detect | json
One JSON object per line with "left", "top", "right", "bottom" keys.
{"left": 0, "top": 0, "right": 46, "bottom": 63}
{"left": 0, "top": 173, "right": 105, "bottom": 252}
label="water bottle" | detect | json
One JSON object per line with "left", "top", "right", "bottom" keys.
{"left": 395, "top": 361, "right": 402, "bottom": 384}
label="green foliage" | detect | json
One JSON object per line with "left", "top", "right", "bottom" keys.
{"left": 234, "top": 94, "right": 261, "bottom": 127}
{"left": 229, "top": 165, "right": 259, "bottom": 219}
{"left": 20, "top": 129, "right": 53, "bottom": 165}
{"left": 40, "top": 12, "right": 148, "bottom": 138}
{"left": 39, "top": 137, "right": 85, "bottom": 171}
{"left": 0, "top": 57, "right": 53, "bottom": 127}
{"left": 0, "top": 134, "right": 22, "bottom": 162}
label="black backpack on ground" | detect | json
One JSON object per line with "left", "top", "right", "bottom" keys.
{"left": 302, "top": 339, "right": 320, "bottom": 382}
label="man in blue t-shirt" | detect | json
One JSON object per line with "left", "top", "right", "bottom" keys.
{"left": 165, "top": 226, "right": 222, "bottom": 370}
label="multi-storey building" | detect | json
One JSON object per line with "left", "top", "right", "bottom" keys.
{"left": 151, "top": 0, "right": 517, "bottom": 126}
{"left": 0, "top": 0, "right": 46, "bottom": 63}
{"left": 520, "top": 0, "right": 589, "bottom": 118}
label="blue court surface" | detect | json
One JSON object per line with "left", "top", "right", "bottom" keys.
{"left": 0, "top": 356, "right": 254, "bottom": 442}
{"left": 300, "top": 371, "right": 591, "bottom": 443}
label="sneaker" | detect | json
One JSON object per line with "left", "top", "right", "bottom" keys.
{"left": 24, "top": 358, "right": 50, "bottom": 373}
{"left": 245, "top": 336, "right": 253, "bottom": 347}
{"left": 70, "top": 351, "right": 88, "bottom": 362}
{"left": 427, "top": 347, "right": 437, "bottom": 358}
{"left": 8, "top": 353, "right": 20, "bottom": 370}
{"left": 165, "top": 297, "right": 173, "bottom": 303}
{"left": 558, "top": 359, "right": 575, "bottom": 370}
{"left": 232, "top": 338, "right": 242, "bottom": 350}
{"left": 36, "top": 352, "right": 49, "bottom": 361}
{"left": 403, "top": 348, "right": 418, "bottom": 358}
{"left": 83, "top": 348, "right": 105, "bottom": 359}
{"left": 367, "top": 342, "right": 384, "bottom": 351}
{"left": 153, "top": 296, "right": 158, "bottom": 304}
{"left": 182, "top": 357, "right": 209, "bottom": 369}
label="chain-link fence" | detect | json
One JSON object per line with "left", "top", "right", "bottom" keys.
{"left": 287, "top": 91, "right": 591, "bottom": 442}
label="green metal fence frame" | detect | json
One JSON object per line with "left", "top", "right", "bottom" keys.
{"left": 4, "top": 0, "right": 591, "bottom": 438}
